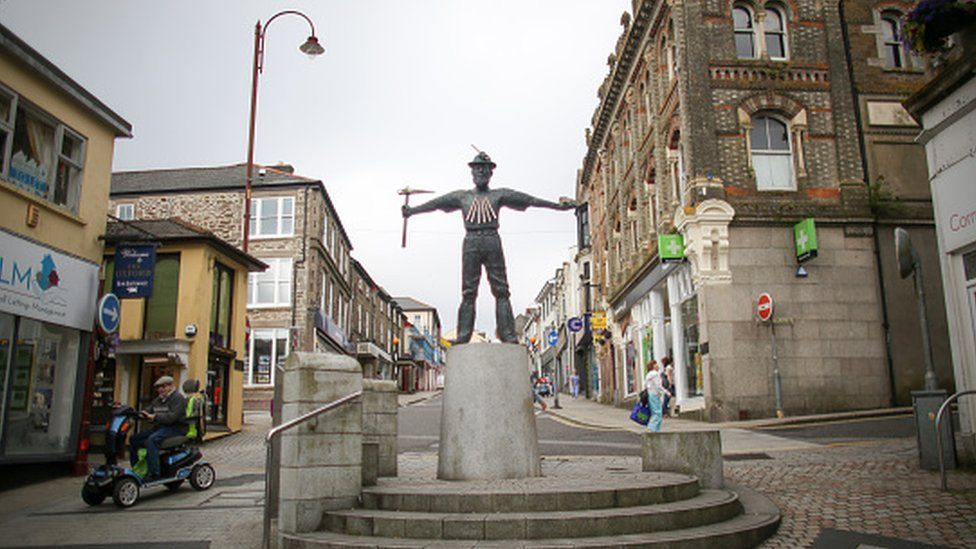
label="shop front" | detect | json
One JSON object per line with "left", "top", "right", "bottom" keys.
{"left": 612, "top": 259, "right": 702, "bottom": 412}
{"left": 0, "top": 229, "right": 98, "bottom": 464}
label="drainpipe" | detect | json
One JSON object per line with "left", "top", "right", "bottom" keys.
{"left": 839, "top": 0, "right": 898, "bottom": 407}
{"left": 291, "top": 185, "right": 310, "bottom": 352}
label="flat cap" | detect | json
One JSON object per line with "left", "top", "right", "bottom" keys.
{"left": 153, "top": 375, "right": 175, "bottom": 387}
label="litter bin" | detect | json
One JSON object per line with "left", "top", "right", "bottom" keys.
{"left": 912, "top": 389, "right": 956, "bottom": 471}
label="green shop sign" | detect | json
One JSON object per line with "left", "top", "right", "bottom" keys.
{"left": 659, "top": 234, "right": 685, "bottom": 263}
{"left": 794, "top": 218, "right": 818, "bottom": 263}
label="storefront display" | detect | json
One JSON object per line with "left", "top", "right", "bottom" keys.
{"left": 3, "top": 318, "right": 81, "bottom": 456}
{"left": 681, "top": 296, "right": 703, "bottom": 397}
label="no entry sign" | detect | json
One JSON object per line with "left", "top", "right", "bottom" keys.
{"left": 757, "top": 293, "right": 774, "bottom": 322}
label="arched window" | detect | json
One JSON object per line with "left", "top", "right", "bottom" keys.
{"left": 666, "top": 20, "right": 678, "bottom": 81}
{"left": 733, "top": 5, "right": 755, "bottom": 59}
{"left": 764, "top": 6, "right": 788, "bottom": 60}
{"left": 881, "top": 11, "right": 905, "bottom": 68}
{"left": 749, "top": 114, "right": 794, "bottom": 190}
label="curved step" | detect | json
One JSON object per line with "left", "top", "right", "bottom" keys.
{"left": 361, "top": 472, "right": 699, "bottom": 513}
{"left": 283, "top": 510, "right": 780, "bottom": 548}
{"left": 325, "top": 489, "right": 741, "bottom": 540}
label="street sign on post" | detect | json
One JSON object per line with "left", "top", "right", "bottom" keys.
{"left": 547, "top": 329, "right": 558, "bottom": 346}
{"left": 794, "top": 218, "right": 818, "bottom": 263}
{"left": 113, "top": 244, "right": 157, "bottom": 298}
{"left": 567, "top": 317, "right": 583, "bottom": 333}
{"left": 658, "top": 234, "right": 685, "bottom": 263}
{"left": 590, "top": 311, "right": 607, "bottom": 330}
{"left": 97, "top": 293, "right": 121, "bottom": 334}
{"left": 756, "top": 292, "right": 774, "bottom": 322}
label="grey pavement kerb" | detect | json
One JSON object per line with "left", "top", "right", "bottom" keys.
{"left": 542, "top": 395, "right": 912, "bottom": 455}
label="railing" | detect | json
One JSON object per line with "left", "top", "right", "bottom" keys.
{"left": 935, "top": 389, "right": 976, "bottom": 491}
{"left": 262, "top": 390, "right": 363, "bottom": 549}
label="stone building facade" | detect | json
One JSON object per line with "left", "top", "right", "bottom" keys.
{"left": 111, "top": 163, "right": 359, "bottom": 410}
{"left": 576, "top": 0, "right": 948, "bottom": 420}
{"left": 350, "top": 259, "right": 404, "bottom": 381}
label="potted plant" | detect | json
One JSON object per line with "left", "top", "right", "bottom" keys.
{"left": 904, "top": 0, "right": 976, "bottom": 53}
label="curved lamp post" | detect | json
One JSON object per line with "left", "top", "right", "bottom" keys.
{"left": 243, "top": 10, "right": 325, "bottom": 251}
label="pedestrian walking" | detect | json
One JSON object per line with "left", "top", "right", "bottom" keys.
{"left": 643, "top": 360, "right": 670, "bottom": 432}
{"left": 662, "top": 362, "right": 674, "bottom": 417}
{"left": 570, "top": 372, "right": 580, "bottom": 398}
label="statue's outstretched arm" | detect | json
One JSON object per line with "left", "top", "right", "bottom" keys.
{"left": 500, "top": 189, "right": 577, "bottom": 212}
{"left": 403, "top": 191, "right": 464, "bottom": 217}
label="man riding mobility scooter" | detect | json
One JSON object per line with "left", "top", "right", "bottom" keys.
{"left": 82, "top": 378, "right": 215, "bottom": 507}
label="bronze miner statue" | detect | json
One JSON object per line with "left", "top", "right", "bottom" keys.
{"left": 402, "top": 151, "right": 576, "bottom": 344}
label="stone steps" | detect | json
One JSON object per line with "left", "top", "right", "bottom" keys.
{"left": 282, "top": 510, "right": 780, "bottom": 548}
{"left": 324, "top": 489, "right": 741, "bottom": 540}
{"left": 361, "top": 472, "right": 700, "bottom": 513}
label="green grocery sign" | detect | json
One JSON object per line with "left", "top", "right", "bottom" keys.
{"left": 794, "top": 218, "right": 818, "bottom": 263}
{"left": 659, "top": 234, "right": 684, "bottom": 263}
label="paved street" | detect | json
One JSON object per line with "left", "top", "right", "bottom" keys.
{"left": 0, "top": 391, "right": 974, "bottom": 548}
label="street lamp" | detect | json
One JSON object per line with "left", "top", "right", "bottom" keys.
{"left": 243, "top": 10, "right": 324, "bottom": 252}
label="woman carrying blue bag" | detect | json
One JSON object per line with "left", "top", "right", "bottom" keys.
{"left": 642, "top": 359, "right": 671, "bottom": 432}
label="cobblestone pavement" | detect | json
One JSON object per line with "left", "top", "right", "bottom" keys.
{"left": 726, "top": 439, "right": 976, "bottom": 548}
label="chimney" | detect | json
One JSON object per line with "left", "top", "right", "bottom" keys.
{"left": 274, "top": 162, "right": 295, "bottom": 174}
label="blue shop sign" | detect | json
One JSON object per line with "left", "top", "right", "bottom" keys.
{"left": 113, "top": 244, "right": 156, "bottom": 298}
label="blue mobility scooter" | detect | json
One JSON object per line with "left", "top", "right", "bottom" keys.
{"left": 82, "top": 379, "right": 215, "bottom": 507}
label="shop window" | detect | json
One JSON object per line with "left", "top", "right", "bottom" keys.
{"left": 210, "top": 262, "right": 234, "bottom": 348}
{"left": 143, "top": 254, "right": 180, "bottom": 339}
{"left": 0, "top": 86, "right": 87, "bottom": 214}
{"left": 680, "top": 296, "right": 703, "bottom": 397}
{"left": 115, "top": 203, "right": 134, "bottom": 221}
{"left": 246, "top": 328, "right": 288, "bottom": 386}
{"left": 749, "top": 114, "right": 795, "bottom": 190}
{"left": 206, "top": 354, "right": 231, "bottom": 425}
{"left": 248, "top": 257, "right": 292, "bottom": 307}
{"left": 248, "top": 196, "right": 294, "bottom": 238}
{"left": 2, "top": 317, "right": 81, "bottom": 455}
{"left": 733, "top": 5, "right": 756, "bottom": 59}
{"left": 764, "top": 6, "right": 789, "bottom": 60}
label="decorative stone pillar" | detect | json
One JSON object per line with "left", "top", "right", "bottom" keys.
{"left": 362, "top": 379, "right": 398, "bottom": 478}
{"left": 278, "top": 352, "right": 362, "bottom": 534}
{"left": 675, "top": 199, "right": 735, "bottom": 285}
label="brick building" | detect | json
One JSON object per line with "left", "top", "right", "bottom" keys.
{"left": 576, "top": 0, "right": 949, "bottom": 420}
{"left": 111, "top": 163, "right": 356, "bottom": 410}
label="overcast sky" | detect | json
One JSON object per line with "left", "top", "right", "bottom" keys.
{"left": 1, "top": 0, "right": 629, "bottom": 338}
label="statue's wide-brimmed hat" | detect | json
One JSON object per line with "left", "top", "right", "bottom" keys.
{"left": 468, "top": 152, "right": 496, "bottom": 169}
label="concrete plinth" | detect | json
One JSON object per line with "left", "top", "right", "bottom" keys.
{"left": 438, "top": 343, "right": 540, "bottom": 480}
{"left": 279, "top": 352, "right": 362, "bottom": 534}
{"left": 641, "top": 431, "right": 723, "bottom": 489}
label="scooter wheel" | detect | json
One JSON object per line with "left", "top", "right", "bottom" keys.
{"left": 81, "top": 485, "right": 106, "bottom": 506}
{"left": 112, "top": 477, "right": 140, "bottom": 507}
{"left": 164, "top": 480, "right": 184, "bottom": 491}
{"left": 189, "top": 463, "right": 215, "bottom": 491}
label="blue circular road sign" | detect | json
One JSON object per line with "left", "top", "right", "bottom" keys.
{"left": 567, "top": 317, "right": 584, "bottom": 333}
{"left": 97, "top": 293, "right": 121, "bottom": 334}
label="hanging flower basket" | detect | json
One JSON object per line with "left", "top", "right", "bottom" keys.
{"left": 905, "top": 0, "right": 976, "bottom": 53}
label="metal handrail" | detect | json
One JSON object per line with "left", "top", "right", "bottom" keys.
{"left": 936, "top": 389, "right": 976, "bottom": 491}
{"left": 262, "top": 390, "right": 363, "bottom": 549}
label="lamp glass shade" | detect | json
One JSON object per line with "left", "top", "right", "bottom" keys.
{"left": 299, "top": 36, "right": 325, "bottom": 56}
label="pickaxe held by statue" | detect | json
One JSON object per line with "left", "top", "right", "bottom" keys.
{"left": 398, "top": 186, "right": 434, "bottom": 248}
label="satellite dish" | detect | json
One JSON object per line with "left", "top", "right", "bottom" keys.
{"left": 894, "top": 227, "right": 916, "bottom": 279}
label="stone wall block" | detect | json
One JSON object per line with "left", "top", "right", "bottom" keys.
{"left": 642, "top": 431, "right": 723, "bottom": 489}
{"left": 279, "top": 352, "right": 363, "bottom": 535}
